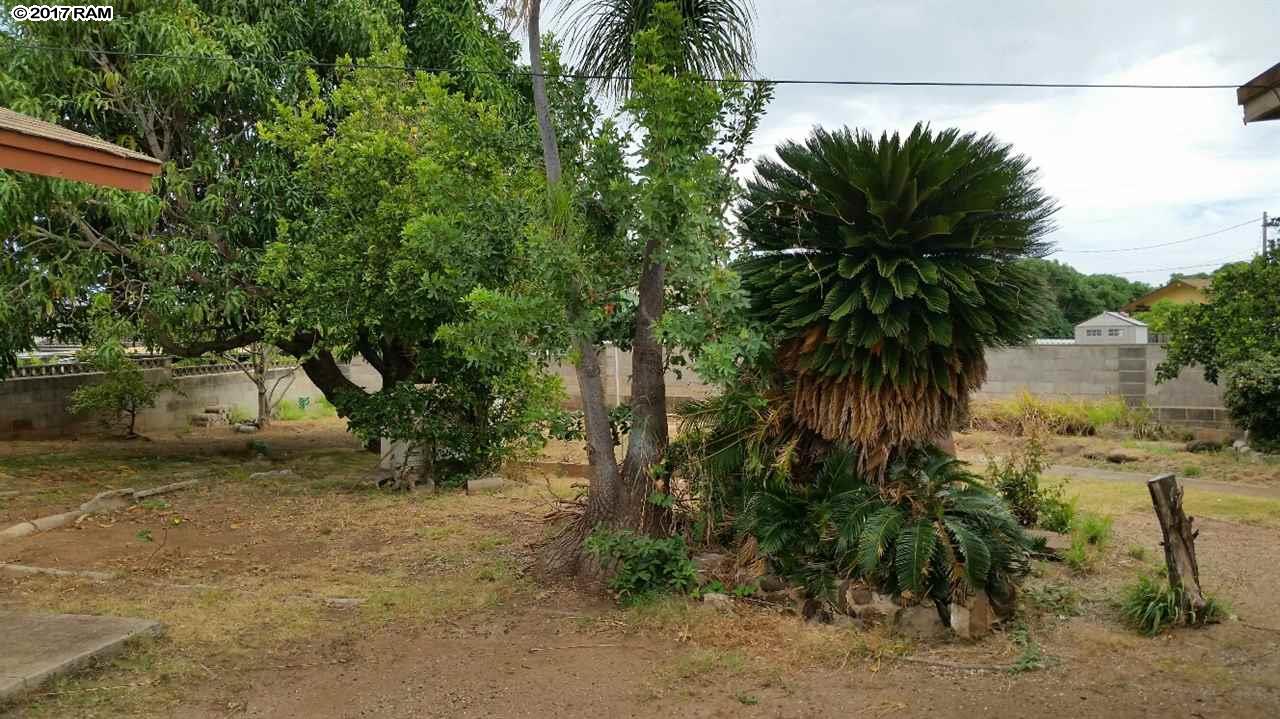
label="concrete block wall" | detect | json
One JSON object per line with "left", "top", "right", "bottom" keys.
{"left": 0, "top": 359, "right": 371, "bottom": 438}
{"left": 554, "top": 346, "right": 715, "bottom": 409}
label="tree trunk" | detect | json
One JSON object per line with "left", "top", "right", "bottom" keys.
{"left": 254, "top": 348, "right": 271, "bottom": 427}
{"left": 618, "top": 238, "right": 668, "bottom": 532}
{"left": 1147, "top": 473, "right": 1207, "bottom": 617}
{"left": 527, "top": 0, "right": 623, "bottom": 578}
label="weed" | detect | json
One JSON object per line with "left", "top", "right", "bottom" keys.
{"left": 1038, "top": 494, "right": 1077, "bottom": 533}
{"left": 1074, "top": 513, "right": 1113, "bottom": 546}
{"left": 1024, "top": 583, "right": 1083, "bottom": 617}
{"left": 227, "top": 405, "right": 253, "bottom": 425}
{"left": 1126, "top": 545, "right": 1147, "bottom": 561}
{"left": 735, "top": 693, "right": 760, "bottom": 706}
{"left": 1182, "top": 465, "right": 1203, "bottom": 478}
{"left": 135, "top": 529, "right": 153, "bottom": 543}
{"left": 1064, "top": 534, "right": 1093, "bottom": 573}
{"left": 986, "top": 434, "right": 1050, "bottom": 526}
{"left": 1119, "top": 575, "right": 1228, "bottom": 636}
{"left": 585, "top": 527, "right": 697, "bottom": 602}
{"left": 1008, "top": 624, "right": 1046, "bottom": 673}
{"left": 139, "top": 498, "right": 170, "bottom": 511}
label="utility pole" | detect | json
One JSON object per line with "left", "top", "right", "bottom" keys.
{"left": 1266, "top": 212, "right": 1280, "bottom": 257}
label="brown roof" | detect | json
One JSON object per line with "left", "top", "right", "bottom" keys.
{"left": 0, "top": 107, "right": 158, "bottom": 164}
{"left": 1180, "top": 277, "right": 1211, "bottom": 290}
{"left": 1238, "top": 63, "right": 1280, "bottom": 105}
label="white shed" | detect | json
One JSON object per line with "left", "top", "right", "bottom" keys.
{"left": 1074, "top": 311, "right": 1148, "bottom": 345}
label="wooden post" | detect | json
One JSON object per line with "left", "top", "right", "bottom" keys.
{"left": 1146, "top": 473, "right": 1207, "bottom": 615}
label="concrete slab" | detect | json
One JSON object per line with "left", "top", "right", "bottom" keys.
{"left": 0, "top": 612, "right": 163, "bottom": 703}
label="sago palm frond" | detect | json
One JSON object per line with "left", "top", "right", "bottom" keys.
{"left": 738, "top": 124, "right": 1057, "bottom": 471}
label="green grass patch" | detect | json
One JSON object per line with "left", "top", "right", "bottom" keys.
{"left": 1044, "top": 476, "right": 1280, "bottom": 528}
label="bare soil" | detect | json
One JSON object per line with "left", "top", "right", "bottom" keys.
{"left": 2, "top": 420, "right": 1279, "bottom": 718}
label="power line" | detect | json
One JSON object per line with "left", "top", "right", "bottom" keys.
{"left": 1053, "top": 217, "right": 1262, "bottom": 254}
{"left": 3, "top": 42, "right": 1264, "bottom": 91}
{"left": 1117, "top": 254, "right": 1255, "bottom": 276}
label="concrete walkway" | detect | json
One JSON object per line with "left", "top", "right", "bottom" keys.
{"left": 0, "top": 612, "right": 163, "bottom": 703}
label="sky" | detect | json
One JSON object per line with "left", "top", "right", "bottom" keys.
{"left": 732, "top": 0, "right": 1280, "bottom": 282}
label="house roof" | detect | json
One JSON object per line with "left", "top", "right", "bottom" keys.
{"left": 1078, "top": 311, "right": 1147, "bottom": 328}
{"left": 1238, "top": 63, "right": 1280, "bottom": 123}
{"left": 1121, "top": 277, "right": 1210, "bottom": 312}
{"left": 0, "top": 107, "right": 161, "bottom": 191}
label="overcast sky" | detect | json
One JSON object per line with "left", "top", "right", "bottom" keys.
{"left": 734, "top": 0, "right": 1280, "bottom": 282}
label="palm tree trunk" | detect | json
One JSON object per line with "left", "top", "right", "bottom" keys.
{"left": 527, "top": 0, "right": 624, "bottom": 576}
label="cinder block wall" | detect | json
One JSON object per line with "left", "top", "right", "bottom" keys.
{"left": 0, "top": 358, "right": 376, "bottom": 438}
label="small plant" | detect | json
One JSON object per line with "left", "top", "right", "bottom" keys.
{"left": 1182, "top": 465, "right": 1202, "bottom": 478}
{"left": 139, "top": 498, "right": 170, "bottom": 511}
{"left": 1024, "top": 583, "right": 1083, "bottom": 617}
{"left": 735, "top": 693, "right": 760, "bottom": 706}
{"left": 987, "top": 435, "right": 1050, "bottom": 526}
{"left": 1008, "top": 624, "right": 1046, "bottom": 674}
{"left": 135, "top": 529, "right": 154, "bottom": 543}
{"left": 1126, "top": 545, "right": 1147, "bottom": 561}
{"left": 297, "top": 396, "right": 312, "bottom": 412}
{"left": 1119, "top": 575, "right": 1227, "bottom": 636}
{"left": 585, "top": 527, "right": 698, "bottom": 602}
{"left": 1074, "top": 513, "right": 1113, "bottom": 547}
{"left": 227, "top": 405, "right": 253, "bottom": 425}
{"left": 69, "top": 352, "right": 174, "bottom": 438}
{"left": 1037, "top": 493, "right": 1076, "bottom": 533}
{"left": 1064, "top": 534, "right": 1093, "bottom": 573}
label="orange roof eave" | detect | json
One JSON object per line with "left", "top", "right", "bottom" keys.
{"left": 0, "top": 108, "right": 162, "bottom": 192}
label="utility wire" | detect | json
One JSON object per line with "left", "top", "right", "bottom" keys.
{"left": 1053, "top": 217, "right": 1261, "bottom": 254}
{"left": 1117, "top": 254, "right": 1255, "bottom": 276}
{"left": 4, "top": 42, "right": 1265, "bottom": 90}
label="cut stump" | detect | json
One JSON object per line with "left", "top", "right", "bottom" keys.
{"left": 1146, "top": 473, "right": 1206, "bottom": 615}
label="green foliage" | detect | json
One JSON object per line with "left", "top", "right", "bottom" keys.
{"left": 584, "top": 527, "right": 698, "bottom": 601}
{"left": 1062, "top": 512, "right": 1111, "bottom": 573}
{"left": 1120, "top": 575, "right": 1227, "bottom": 636}
{"left": 737, "top": 446, "right": 1031, "bottom": 609}
{"left": 226, "top": 406, "right": 253, "bottom": 425}
{"left": 986, "top": 436, "right": 1051, "bottom": 526}
{"left": 1133, "top": 298, "right": 1181, "bottom": 335}
{"left": 68, "top": 310, "right": 174, "bottom": 437}
{"left": 1019, "top": 260, "right": 1151, "bottom": 339}
{"left": 273, "top": 397, "right": 336, "bottom": 422}
{"left": 1038, "top": 493, "right": 1077, "bottom": 534}
{"left": 1222, "top": 355, "right": 1280, "bottom": 452}
{"left": 1075, "top": 513, "right": 1113, "bottom": 547}
{"left": 1008, "top": 623, "right": 1047, "bottom": 673}
{"left": 1024, "top": 583, "right": 1083, "bottom": 617}
{"left": 1158, "top": 258, "right": 1280, "bottom": 444}
{"left": 562, "top": 0, "right": 756, "bottom": 97}
{"left": 736, "top": 123, "right": 1057, "bottom": 459}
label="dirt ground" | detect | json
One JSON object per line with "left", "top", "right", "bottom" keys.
{"left": 3, "top": 419, "right": 1280, "bottom": 718}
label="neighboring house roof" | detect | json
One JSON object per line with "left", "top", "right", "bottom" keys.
{"left": 0, "top": 107, "right": 162, "bottom": 191}
{"left": 1121, "top": 277, "right": 1210, "bottom": 313}
{"left": 1239, "top": 63, "right": 1280, "bottom": 124}
{"left": 1077, "top": 311, "right": 1147, "bottom": 328}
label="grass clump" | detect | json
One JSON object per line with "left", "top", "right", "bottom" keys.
{"left": 969, "top": 392, "right": 1173, "bottom": 439}
{"left": 1024, "top": 582, "right": 1083, "bottom": 617}
{"left": 1119, "top": 575, "right": 1227, "bottom": 635}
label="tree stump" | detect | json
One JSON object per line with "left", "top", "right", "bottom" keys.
{"left": 1146, "top": 473, "right": 1206, "bottom": 615}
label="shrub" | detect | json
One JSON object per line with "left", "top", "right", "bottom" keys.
{"left": 987, "top": 437, "right": 1050, "bottom": 526}
{"left": 1038, "top": 494, "right": 1077, "bottom": 533}
{"left": 585, "top": 528, "right": 698, "bottom": 602}
{"left": 1120, "top": 575, "right": 1226, "bottom": 635}
{"left": 740, "top": 446, "right": 1032, "bottom": 611}
{"left": 1074, "top": 513, "right": 1113, "bottom": 546}
{"left": 1223, "top": 355, "right": 1280, "bottom": 453}
{"left": 69, "top": 354, "right": 173, "bottom": 437}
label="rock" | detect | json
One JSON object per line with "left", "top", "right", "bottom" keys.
{"left": 248, "top": 469, "right": 294, "bottom": 481}
{"left": 235, "top": 423, "right": 259, "bottom": 434}
{"left": 1026, "top": 528, "right": 1071, "bottom": 558}
{"left": 847, "top": 591, "right": 900, "bottom": 625}
{"left": 949, "top": 591, "right": 994, "bottom": 640}
{"left": 465, "top": 476, "right": 512, "bottom": 494}
{"left": 190, "top": 414, "right": 227, "bottom": 427}
{"left": 1185, "top": 439, "right": 1222, "bottom": 453}
{"left": 701, "top": 592, "right": 733, "bottom": 611}
{"left": 204, "top": 405, "right": 230, "bottom": 415}
{"left": 1105, "top": 448, "right": 1141, "bottom": 464}
{"left": 893, "top": 604, "right": 949, "bottom": 641}
{"left": 835, "top": 579, "right": 873, "bottom": 614}
{"left": 758, "top": 574, "right": 786, "bottom": 592}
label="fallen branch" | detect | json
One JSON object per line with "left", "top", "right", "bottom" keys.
{"left": 527, "top": 643, "right": 621, "bottom": 653}
{"left": 132, "top": 479, "right": 200, "bottom": 499}
{"left": 891, "top": 655, "right": 1040, "bottom": 673}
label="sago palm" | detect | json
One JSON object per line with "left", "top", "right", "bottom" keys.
{"left": 737, "top": 124, "right": 1056, "bottom": 473}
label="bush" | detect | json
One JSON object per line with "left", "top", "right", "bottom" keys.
{"left": 1037, "top": 494, "right": 1077, "bottom": 533}
{"left": 740, "top": 446, "right": 1032, "bottom": 611}
{"left": 987, "top": 437, "right": 1050, "bottom": 526}
{"left": 69, "top": 354, "right": 173, "bottom": 437}
{"left": 584, "top": 528, "right": 698, "bottom": 602}
{"left": 1223, "top": 355, "right": 1280, "bottom": 453}
{"left": 1120, "top": 574, "right": 1226, "bottom": 635}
